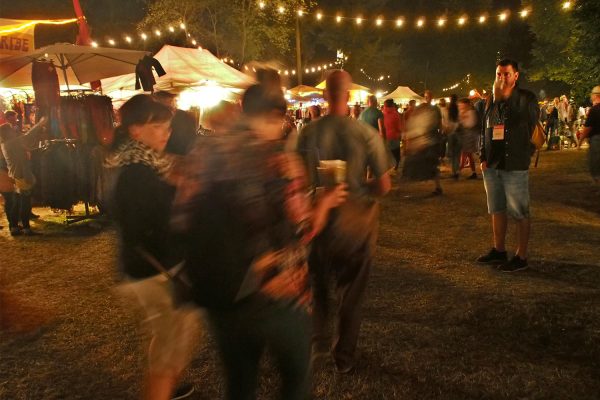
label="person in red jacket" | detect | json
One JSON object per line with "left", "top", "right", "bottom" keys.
{"left": 382, "top": 99, "right": 403, "bottom": 171}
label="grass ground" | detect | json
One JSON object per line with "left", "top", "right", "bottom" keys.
{"left": 1, "top": 148, "right": 599, "bottom": 399}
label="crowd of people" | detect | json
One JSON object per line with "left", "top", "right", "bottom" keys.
{"left": 1, "top": 58, "right": 599, "bottom": 399}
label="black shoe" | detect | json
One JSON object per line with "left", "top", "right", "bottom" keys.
{"left": 432, "top": 187, "right": 443, "bottom": 196}
{"left": 452, "top": 173, "right": 459, "bottom": 181}
{"left": 335, "top": 358, "right": 355, "bottom": 374}
{"left": 10, "top": 227, "right": 22, "bottom": 236}
{"left": 476, "top": 248, "right": 507, "bottom": 264}
{"left": 30, "top": 212, "right": 40, "bottom": 219}
{"left": 468, "top": 173, "right": 477, "bottom": 180}
{"left": 499, "top": 255, "right": 528, "bottom": 272}
{"left": 171, "top": 384, "right": 194, "bottom": 400}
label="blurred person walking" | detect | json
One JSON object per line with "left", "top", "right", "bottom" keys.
{"left": 445, "top": 95, "right": 461, "bottom": 179}
{"left": 477, "top": 59, "right": 538, "bottom": 272}
{"left": 359, "top": 95, "right": 385, "bottom": 137}
{"left": 402, "top": 90, "right": 444, "bottom": 195}
{"left": 577, "top": 85, "right": 600, "bottom": 185}
{"left": 457, "top": 98, "right": 480, "bottom": 179}
{"left": 297, "top": 70, "right": 392, "bottom": 374}
{"left": 105, "top": 95, "right": 200, "bottom": 400}
{"left": 382, "top": 99, "right": 403, "bottom": 171}
{"left": 172, "top": 74, "right": 348, "bottom": 400}
{"left": 0, "top": 111, "right": 47, "bottom": 236}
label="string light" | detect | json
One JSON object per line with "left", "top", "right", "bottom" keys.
{"left": 91, "top": 41, "right": 98, "bottom": 48}
{"left": 191, "top": 39, "right": 197, "bottom": 45}
{"left": 458, "top": 17, "right": 467, "bottom": 25}
{"left": 499, "top": 12, "right": 508, "bottom": 21}
{"left": 259, "top": 1, "right": 265, "bottom": 9}
{"left": 396, "top": 18, "right": 404, "bottom": 27}
{"left": 336, "top": 15, "right": 342, "bottom": 23}
{"left": 278, "top": 6, "right": 285, "bottom": 14}
{"left": 140, "top": 32, "right": 148, "bottom": 40}
{"left": 125, "top": 36, "right": 132, "bottom": 43}
{"left": 180, "top": 23, "right": 186, "bottom": 29}
{"left": 417, "top": 18, "right": 425, "bottom": 28}
{"left": 0, "top": 18, "right": 77, "bottom": 35}
{"left": 356, "top": 17, "right": 363, "bottom": 25}
{"left": 108, "top": 39, "right": 116, "bottom": 46}
{"left": 562, "top": 1, "right": 572, "bottom": 10}
{"left": 316, "top": 12, "right": 323, "bottom": 20}
{"left": 479, "top": 15, "right": 487, "bottom": 23}
{"left": 376, "top": 18, "right": 383, "bottom": 26}
{"left": 297, "top": 10, "right": 304, "bottom": 17}
{"left": 155, "top": 29, "right": 161, "bottom": 36}
{"left": 168, "top": 26, "right": 175, "bottom": 32}
{"left": 438, "top": 18, "right": 446, "bottom": 27}
{"left": 520, "top": 9, "right": 530, "bottom": 18}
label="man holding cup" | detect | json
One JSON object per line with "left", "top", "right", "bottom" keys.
{"left": 297, "top": 70, "right": 392, "bottom": 374}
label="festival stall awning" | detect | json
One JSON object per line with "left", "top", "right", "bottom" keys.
{"left": 0, "top": 43, "right": 148, "bottom": 88}
{"left": 315, "top": 80, "right": 371, "bottom": 93}
{"left": 101, "top": 45, "right": 255, "bottom": 94}
{"left": 381, "top": 86, "right": 424, "bottom": 102}
{"left": 314, "top": 79, "right": 372, "bottom": 104}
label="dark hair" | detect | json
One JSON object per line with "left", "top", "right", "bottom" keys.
{"left": 111, "top": 94, "right": 173, "bottom": 150}
{"left": 153, "top": 91, "right": 177, "bottom": 101}
{"left": 497, "top": 58, "right": 519, "bottom": 72}
{"left": 241, "top": 84, "right": 287, "bottom": 117}
{"left": 384, "top": 99, "right": 395, "bottom": 107}
{"left": 4, "top": 110, "right": 17, "bottom": 119}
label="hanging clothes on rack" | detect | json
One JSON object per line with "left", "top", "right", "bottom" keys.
{"left": 134, "top": 55, "right": 166, "bottom": 92}
{"left": 31, "top": 61, "right": 60, "bottom": 112}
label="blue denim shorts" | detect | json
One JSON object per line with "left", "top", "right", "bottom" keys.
{"left": 482, "top": 167, "right": 530, "bottom": 219}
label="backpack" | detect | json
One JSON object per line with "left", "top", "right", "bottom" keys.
{"left": 531, "top": 121, "right": 546, "bottom": 150}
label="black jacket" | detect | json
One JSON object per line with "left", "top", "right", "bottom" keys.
{"left": 113, "top": 163, "right": 181, "bottom": 279}
{"left": 480, "top": 87, "right": 539, "bottom": 171}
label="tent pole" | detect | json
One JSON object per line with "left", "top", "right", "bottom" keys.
{"left": 59, "top": 54, "right": 71, "bottom": 93}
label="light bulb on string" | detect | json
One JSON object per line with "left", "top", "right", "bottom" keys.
{"left": 180, "top": 23, "right": 186, "bottom": 29}
{"left": 336, "top": 15, "right": 342, "bottom": 23}
{"left": 91, "top": 41, "right": 98, "bottom": 47}
{"left": 417, "top": 18, "right": 425, "bottom": 28}
{"left": 297, "top": 10, "right": 303, "bottom": 17}
{"left": 108, "top": 39, "right": 115, "bottom": 46}
{"left": 499, "top": 12, "right": 508, "bottom": 22}
{"left": 479, "top": 15, "right": 487, "bottom": 23}
{"left": 168, "top": 26, "right": 174, "bottom": 32}
{"left": 520, "top": 9, "right": 530, "bottom": 18}
{"left": 458, "top": 17, "right": 467, "bottom": 26}
{"left": 376, "top": 18, "right": 383, "bottom": 26}
{"left": 191, "top": 39, "right": 197, "bottom": 45}
{"left": 125, "top": 36, "right": 132, "bottom": 43}
{"left": 278, "top": 6, "right": 285, "bottom": 14}
{"left": 396, "top": 18, "right": 404, "bottom": 27}
{"left": 155, "top": 29, "right": 161, "bottom": 36}
{"left": 438, "top": 18, "right": 446, "bottom": 27}
{"left": 562, "top": 1, "right": 572, "bottom": 10}
{"left": 316, "top": 12, "right": 323, "bottom": 20}
{"left": 140, "top": 32, "right": 148, "bottom": 40}
{"left": 259, "top": 1, "right": 265, "bottom": 9}
{"left": 356, "top": 17, "right": 363, "bottom": 25}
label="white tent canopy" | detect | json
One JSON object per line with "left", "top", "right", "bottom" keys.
{"left": 381, "top": 86, "right": 424, "bottom": 102}
{"left": 101, "top": 45, "right": 254, "bottom": 94}
{"left": 0, "top": 43, "right": 148, "bottom": 88}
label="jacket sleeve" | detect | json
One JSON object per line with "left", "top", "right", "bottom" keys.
{"left": 151, "top": 57, "right": 167, "bottom": 77}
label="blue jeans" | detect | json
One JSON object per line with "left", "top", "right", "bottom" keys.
{"left": 482, "top": 167, "right": 530, "bottom": 219}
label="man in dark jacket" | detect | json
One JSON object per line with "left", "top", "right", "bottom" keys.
{"left": 154, "top": 91, "right": 198, "bottom": 155}
{"left": 476, "top": 59, "right": 538, "bottom": 272}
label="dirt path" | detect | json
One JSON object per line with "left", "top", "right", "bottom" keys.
{"left": 1, "top": 149, "right": 599, "bottom": 399}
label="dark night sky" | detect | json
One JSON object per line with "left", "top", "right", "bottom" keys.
{"left": 1, "top": 0, "right": 565, "bottom": 96}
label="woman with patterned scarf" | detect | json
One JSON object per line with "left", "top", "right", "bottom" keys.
{"left": 105, "top": 94, "right": 199, "bottom": 400}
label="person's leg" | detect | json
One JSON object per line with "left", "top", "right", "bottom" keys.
{"left": 468, "top": 154, "right": 476, "bottom": 172}
{"left": 482, "top": 167, "right": 507, "bottom": 252}
{"left": 503, "top": 170, "right": 531, "bottom": 259}
{"left": 448, "top": 134, "right": 459, "bottom": 176}
{"left": 391, "top": 147, "right": 401, "bottom": 170}
{"left": 210, "top": 309, "right": 264, "bottom": 400}
{"left": 1, "top": 192, "right": 18, "bottom": 230}
{"left": 491, "top": 213, "right": 507, "bottom": 252}
{"left": 266, "top": 307, "right": 311, "bottom": 400}
{"left": 332, "top": 240, "right": 374, "bottom": 371}
{"left": 308, "top": 240, "right": 331, "bottom": 356}
{"left": 18, "top": 191, "right": 32, "bottom": 229}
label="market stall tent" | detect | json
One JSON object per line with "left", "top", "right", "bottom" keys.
{"left": 381, "top": 86, "right": 424, "bottom": 103}
{"left": 101, "top": 45, "right": 254, "bottom": 97}
{"left": 315, "top": 79, "right": 372, "bottom": 104}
